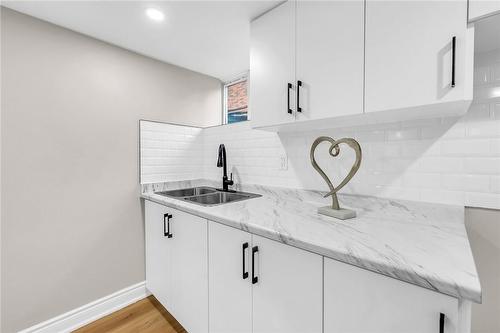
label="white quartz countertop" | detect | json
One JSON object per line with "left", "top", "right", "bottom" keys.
{"left": 141, "top": 179, "right": 481, "bottom": 303}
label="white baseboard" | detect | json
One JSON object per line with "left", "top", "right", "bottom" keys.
{"left": 18, "top": 281, "right": 150, "bottom": 333}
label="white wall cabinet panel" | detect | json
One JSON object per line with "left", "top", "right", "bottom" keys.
{"left": 169, "top": 208, "right": 208, "bottom": 333}
{"left": 365, "top": 0, "right": 472, "bottom": 115}
{"left": 250, "top": 0, "right": 295, "bottom": 128}
{"left": 252, "top": 235, "right": 323, "bottom": 333}
{"left": 295, "top": 0, "right": 364, "bottom": 122}
{"left": 469, "top": 0, "right": 500, "bottom": 22}
{"left": 324, "top": 257, "right": 459, "bottom": 333}
{"left": 145, "top": 200, "right": 172, "bottom": 309}
{"left": 208, "top": 222, "right": 253, "bottom": 333}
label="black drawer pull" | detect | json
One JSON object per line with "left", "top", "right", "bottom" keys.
{"left": 439, "top": 313, "right": 445, "bottom": 333}
{"left": 163, "top": 213, "right": 169, "bottom": 237}
{"left": 297, "top": 80, "right": 302, "bottom": 112}
{"left": 451, "top": 36, "right": 456, "bottom": 88}
{"left": 164, "top": 213, "right": 172, "bottom": 238}
{"left": 252, "top": 246, "right": 259, "bottom": 284}
{"left": 287, "top": 83, "right": 292, "bottom": 114}
{"left": 242, "top": 242, "right": 249, "bottom": 279}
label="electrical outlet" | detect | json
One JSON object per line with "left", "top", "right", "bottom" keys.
{"left": 279, "top": 154, "right": 288, "bottom": 170}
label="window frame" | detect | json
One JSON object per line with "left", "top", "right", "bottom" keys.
{"left": 223, "top": 73, "right": 249, "bottom": 125}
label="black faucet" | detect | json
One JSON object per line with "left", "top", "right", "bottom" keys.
{"left": 217, "top": 144, "right": 233, "bottom": 191}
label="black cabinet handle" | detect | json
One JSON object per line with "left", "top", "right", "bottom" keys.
{"left": 164, "top": 213, "right": 172, "bottom": 238}
{"left": 242, "top": 242, "right": 249, "bottom": 279}
{"left": 163, "top": 213, "right": 169, "bottom": 237}
{"left": 451, "top": 36, "right": 456, "bottom": 88}
{"left": 297, "top": 80, "right": 302, "bottom": 112}
{"left": 439, "top": 313, "right": 445, "bottom": 333}
{"left": 252, "top": 246, "right": 259, "bottom": 284}
{"left": 287, "top": 83, "right": 292, "bottom": 114}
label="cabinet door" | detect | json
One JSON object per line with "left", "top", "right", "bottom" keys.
{"left": 145, "top": 200, "right": 172, "bottom": 308}
{"left": 469, "top": 0, "right": 500, "bottom": 21}
{"left": 252, "top": 235, "right": 323, "bottom": 333}
{"left": 295, "top": 0, "right": 364, "bottom": 122}
{"left": 324, "top": 257, "right": 459, "bottom": 333}
{"left": 169, "top": 208, "right": 208, "bottom": 333}
{"left": 209, "top": 222, "right": 252, "bottom": 333}
{"left": 365, "top": 0, "right": 470, "bottom": 114}
{"left": 250, "top": 0, "right": 295, "bottom": 128}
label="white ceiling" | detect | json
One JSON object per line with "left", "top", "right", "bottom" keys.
{"left": 2, "top": 1, "right": 281, "bottom": 82}
{"left": 474, "top": 13, "right": 500, "bottom": 53}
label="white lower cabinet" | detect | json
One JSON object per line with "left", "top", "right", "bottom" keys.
{"left": 146, "top": 201, "right": 469, "bottom": 333}
{"left": 324, "top": 257, "right": 459, "bottom": 333}
{"left": 208, "top": 222, "right": 323, "bottom": 333}
{"left": 209, "top": 222, "right": 253, "bottom": 333}
{"left": 252, "top": 234, "right": 323, "bottom": 333}
{"left": 145, "top": 200, "right": 172, "bottom": 309}
{"left": 169, "top": 208, "right": 208, "bottom": 333}
{"left": 145, "top": 201, "right": 208, "bottom": 333}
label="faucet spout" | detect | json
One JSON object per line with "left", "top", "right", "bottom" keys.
{"left": 217, "top": 144, "right": 233, "bottom": 191}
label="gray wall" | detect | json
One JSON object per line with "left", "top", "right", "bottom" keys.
{"left": 465, "top": 207, "right": 500, "bottom": 333}
{"left": 0, "top": 8, "right": 221, "bottom": 332}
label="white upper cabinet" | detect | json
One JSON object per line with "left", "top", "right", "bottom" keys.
{"left": 295, "top": 0, "right": 364, "bottom": 122}
{"left": 468, "top": 0, "right": 500, "bottom": 22}
{"left": 365, "top": 0, "right": 473, "bottom": 116}
{"left": 250, "top": 0, "right": 295, "bottom": 128}
{"left": 324, "top": 257, "right": 460, "bottom": 333}
{"left": 250, "top": 0, "right": 474, "bottom": 131}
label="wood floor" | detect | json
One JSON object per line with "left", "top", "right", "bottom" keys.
{"left": 74, "top": 296, "right": 186, "bottom": 333}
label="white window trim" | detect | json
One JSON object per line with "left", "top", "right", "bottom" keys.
{"left": 223, "top": 73, "right": 249, "bottom": 125}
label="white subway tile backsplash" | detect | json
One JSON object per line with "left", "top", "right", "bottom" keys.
{"left": 442, "top": 174, "right": 490, "bottom": 193}
{"left": 466, "top": 121, "right": 500, "bottom": 138}
{"left": 418, "top": 157, "right": 464, "bottom": 173}
{"left": 463, "top": 158, "right": 500, "bottom": 174}
{"left": 139, "top": 50, "right": 500, "bottom": 209}
{"left": 421, "top": 121, "right": 466, "bottom": 139}
{"left": 403, "top": 173, "right": 442, "bottom": 189}
{"left": 490, "top": 139, "right": 500, "bottom": 156}
{"left": 474, "top": 66, "right": 490, "bottom": 85}
{"left": 491, "top": 63, "right": 500, "bottom": 82}
{"left": 493, "top": 103, "right": 500, "bottom": 119}
{"left": 441, "top": 139, "right": 491, "bottom": 156}
{"left": 140, "top": 121, "right": 203, "bottom": 183}
{"left": 491, "top": 176, "right": 500, "bottom": 194}
{"left": 420, "top": 189, "right": 465, "bottom": 206}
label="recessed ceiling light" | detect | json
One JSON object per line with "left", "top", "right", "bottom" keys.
{"left": 146, "top": 8, "right": 165, "bottom": 22}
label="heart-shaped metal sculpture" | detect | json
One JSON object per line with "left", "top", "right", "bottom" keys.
{"left": 310, "top": 136, "right": 362, "bottom": 219}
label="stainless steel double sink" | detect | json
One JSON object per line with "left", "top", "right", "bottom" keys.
{"left": 155, "top": 186, "right": 261, "bottom": 206}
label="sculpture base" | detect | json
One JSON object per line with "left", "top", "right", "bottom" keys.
{"left": 318, "top": 206, "right": 356, "bottom": 220}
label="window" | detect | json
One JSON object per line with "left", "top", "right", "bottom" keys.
{"left": 223, "top": 76, "right": 248, "bottom": 124}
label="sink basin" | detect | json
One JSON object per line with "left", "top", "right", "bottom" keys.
{"left": 154, "top": 186, "right": 261, "bottom": 206}
{"left": 156, "top": 186, "right": 216, "bottom": 198}
{"left": 184, "top": 191, "right": 260, "bottom": 206}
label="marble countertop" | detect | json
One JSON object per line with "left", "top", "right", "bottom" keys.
{"left": 141, "top": 179, "right": 481, "bottom": 303}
